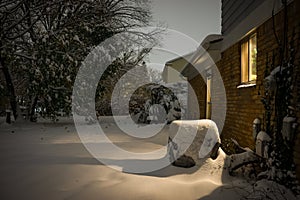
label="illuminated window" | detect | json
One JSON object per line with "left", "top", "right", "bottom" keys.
{"left": 241, "top": 33, "right": 257, "bottom": 83}
{"left": 206, "top": 69, "right": 212, "bottom": 119}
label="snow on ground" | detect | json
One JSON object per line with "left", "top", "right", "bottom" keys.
{"left": 0, "top": 117, "right": 296, "bottom": 200}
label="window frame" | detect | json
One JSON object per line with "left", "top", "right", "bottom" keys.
{"left": 240, "top": 33, "right": 257, "bottom": 84}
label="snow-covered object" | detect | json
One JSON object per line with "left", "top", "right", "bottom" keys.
{"left": 253, "top": 118, "right": 261, "bottom": 140}
{"left": 148, "top": 104, "right": 166, "bottom": 122}
{"left": 264, "top": 66, "right": 282, "bottom": 92}
{"left": 282, "top": 116, "right": 296, "bottom": 141}
{"left": 227, "top": 150, "right": 258, "bottom": 174}
{"left": 246, "top": 180, "right": 298, "bottom": 200}
{"left": 256, "top": 131, "right": 271, "bottom": 158}
{"left": 166, "top": 99, "right": 181, "bottom": 123}
{"left": 131, "top": 84, "right": 182, "bottom": 124}
{"left": 256, "top": 131, "right": 272, "bottom": 141}
{"left": 168, "top": 120, "right": 221, "bottom": 166}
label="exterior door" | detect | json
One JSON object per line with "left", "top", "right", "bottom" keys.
{"left": 206, "top": 69, "right": 212, "bottom": 119}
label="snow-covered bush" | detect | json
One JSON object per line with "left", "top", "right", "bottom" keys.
{"left": 129, "top": 83, "right": 182, "bottom": 124}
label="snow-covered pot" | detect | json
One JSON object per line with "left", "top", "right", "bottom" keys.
{"left": 168, "top": 120, "right": 221, "bottom": 166}
{"left": 255, "top": 131, "right": 271, "bottom": 158}
{"left": 263, "top": 66, "right": 281, "bottom": 92}
{"left": 264, "top": 75, "right": 276, "bottom": 92}
{"left": 282, "top": 116, "right": 297, "bottom": 141}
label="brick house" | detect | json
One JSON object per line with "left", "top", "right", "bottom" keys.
{"left": 176, "top": 0, "right": 300, "bottom": 180}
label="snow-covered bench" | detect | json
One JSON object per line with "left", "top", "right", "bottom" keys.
{"left": 168, "top": 120, "right": 221, "bottom": 167}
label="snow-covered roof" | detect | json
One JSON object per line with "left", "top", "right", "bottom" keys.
{"left": 181, "top": 34, "right": 223, "bottom": 79}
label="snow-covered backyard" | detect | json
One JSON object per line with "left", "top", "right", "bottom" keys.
{"left": 0, "top": 118, "right": 297, "bottom": 200}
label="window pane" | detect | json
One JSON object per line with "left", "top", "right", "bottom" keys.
{"left": 241, "top": 41, "right": 249, "bottom": 82}
{"left": 249, "top": 34, "right": 257, "bottom": 81}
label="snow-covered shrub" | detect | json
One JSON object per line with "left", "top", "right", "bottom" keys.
{"left": 129, "top": 83, "right": 182, "bottom": 124}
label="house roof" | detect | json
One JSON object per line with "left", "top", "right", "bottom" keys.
{"left": 162, "top": 52, "right": 194, "bottom": 83}
{"left": 181, "top": 34, "right": 223, "bottom": 79}
{"left": 164, "top": 52, "right": 194, "bottom": 70}
{"left": 162, "top": 34, "right": 223, "bottom": 82}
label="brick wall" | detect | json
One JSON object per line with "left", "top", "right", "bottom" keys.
{"left": 217, "top": 42, "right": 264, "bottom": 149}
{"left": 220, "top": 0, "right": 300, "bottom": 179}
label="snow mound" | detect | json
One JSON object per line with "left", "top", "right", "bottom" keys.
{"left": 169, "top": 120, "right": 221, "bottom": 166}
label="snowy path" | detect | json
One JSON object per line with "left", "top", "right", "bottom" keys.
{"left": 0, "top": 119, "right": 248, "bottom": 200}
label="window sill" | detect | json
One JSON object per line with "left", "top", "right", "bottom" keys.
{"left": 237, "top": 82, "right": 256, "bottom": 89}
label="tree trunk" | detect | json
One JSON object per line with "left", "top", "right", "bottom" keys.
{"left": 30, "top": 96, "right": 38, "bottom": 122}
{"left": 6, "top": 110, "right": 11, "bottom": 124}
{"left": 0, "top": 55, "right": 18, "bottom": 120}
